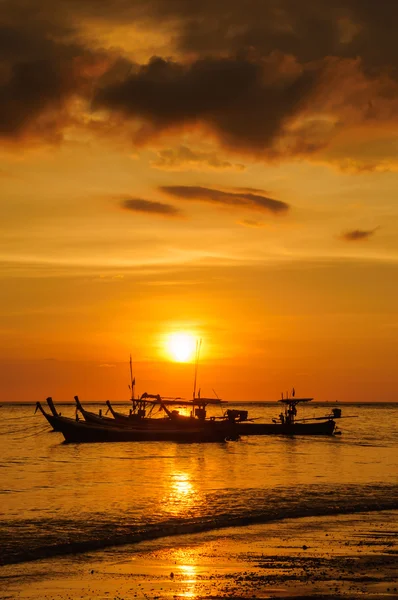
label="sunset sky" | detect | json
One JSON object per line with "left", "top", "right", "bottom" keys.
{"left": 1, "top": 0, "right": 398, "bottom": 402}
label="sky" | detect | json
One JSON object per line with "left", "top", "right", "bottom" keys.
{"left": 1, "top": 0, "right": 398, "bottom": 402}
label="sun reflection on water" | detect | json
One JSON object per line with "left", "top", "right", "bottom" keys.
{"left": 174, "top": 473, "right": 193, "bottom": 495}
{"left": 163, "top": 472, "right": 196, "bottom": 516}
{"left": 170, "top": 548, "right": 198, "bottom": 597}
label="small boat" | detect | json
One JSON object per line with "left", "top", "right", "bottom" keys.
{"left": 233, "top": 395, "right": 340, "bottom": 436}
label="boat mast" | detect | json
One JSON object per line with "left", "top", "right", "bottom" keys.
{"left": 129, "top": 354, "right": 135, "bottom": 401}
{"left": 192, "top": 338, "right": 202, "bottom": 400}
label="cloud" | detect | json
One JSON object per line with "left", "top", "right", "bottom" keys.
{"left": 0, "top": 9, "right": 111, "bottom": 144}
{"left": 151, "top": 145, "right": 245, "bottom": 171}
{"left": 340, "top": 227, "right": 379, "bottom": 242}
{"left": 2, "top": 0, "right": 398, "bottom": 167}
{"left": 92, "top": 52, "right": 398, "bottom": 161}
{"left": 121, "top": 197, "right": 181, "bottom": 217}
{"left": 138, "top": 1, "right": 398, "bottom": 73}
{"left": 67, "top": 0, "right": 398, "bottom": 72}
{"left": 93, "top": 53, "right": 323, "bottom": 154}
{"left": 239, "top": 219, "right": 265, "bottom": 228}
{"left": 160, "top": 185, "right": 289, "bottom": 214}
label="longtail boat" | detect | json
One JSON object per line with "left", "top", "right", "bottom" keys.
{"left": 80, "top": 393, "right": 235, "bottom": 435}
{"left": 74, "top": 395, "right": 122, "bottom": 426}
{"left": 233, "top": 396, "right": 342, "bottom": 436}
{"left": 37, "top": 396, "right": 239, "bottom": 443}
{"left": 35, "top": 400, "right": 78, "bottom": 432}
{"left": 44, "top": 416, "right": 236, "bottom": 444}
{"left": 35, "top": 401, "right": 61, "bottom": 430}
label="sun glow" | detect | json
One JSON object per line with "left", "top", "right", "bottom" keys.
{"left": 167, "top": 333, "right": 196, "bottom": 362}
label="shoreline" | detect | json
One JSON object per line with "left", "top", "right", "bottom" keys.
{"left": 1, "top": 511, "right": 397, "bottom": 599}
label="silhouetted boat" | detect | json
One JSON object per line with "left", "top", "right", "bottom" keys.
{"left": 35, "top": 401, "right": 59, "bottom": 430}
{"left": 45, "top": 416, "right": 236, "bottom": 444}
{"left": 80, "top": 393, "right": 236, "bottom": 435}
{"left": 105, "top": 400, "right": 130, "bottom": 421}
{"left": 37, "top": 396, "right": 239, "bottom": 443}
{"left": 74, "top": 396, "right": 122, "bottom": 426}
{"left": 35, "top": 400, "right": 77, "bottom": 432}
{"left": 232, "top": 396, "right": 340, "bottom": 436}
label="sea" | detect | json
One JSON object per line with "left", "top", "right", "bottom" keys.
{"left": 0, "top": 401, "right": 397, "bottom": 569}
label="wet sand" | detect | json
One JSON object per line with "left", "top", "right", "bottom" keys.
{"left": 1, "top": 511, "right": 397, "bottom": 599}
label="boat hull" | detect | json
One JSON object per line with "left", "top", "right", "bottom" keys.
{"left": 36, "top": 402, "right": 75, "bottom": 432}
{"left": 237, "top": 419, "right": 336, "bottom": 436}
{"left": 55, "top": 418, "right": 238, "bottom": 443}
{"left": 41, "top": 411, "right": 62, "bottom": 431}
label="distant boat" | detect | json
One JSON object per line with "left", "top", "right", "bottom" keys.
{"left": 231, "top": 394, "right": 341, "bottom": 436}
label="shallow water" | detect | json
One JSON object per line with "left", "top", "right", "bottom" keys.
{"left": 0, "top": 401, "right": 397, "bottom": 565}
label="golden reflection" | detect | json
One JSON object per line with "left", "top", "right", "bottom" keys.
{"left": 162, "top": 472, "right": 196, "bottom": 516}
{"left": 179, "top": 563, "right": 196, "bottom": 577}
{"left": 169, "top": 548, "right": 198, "bottom": 598}
{"left": 174, "top": 473, "right": 193, "bottom": 495}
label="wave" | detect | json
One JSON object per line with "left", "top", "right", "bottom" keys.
{"left": 1, "top": 482, "right": 397, "bottom": 566}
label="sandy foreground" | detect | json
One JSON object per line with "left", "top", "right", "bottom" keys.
{"left": 1, "top": 511, "right": 397, "bottom": 600}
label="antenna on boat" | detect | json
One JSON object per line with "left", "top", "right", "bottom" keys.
{"left": 129, "top": 354, "right": 135, "bottom": 401}
{"left": 212, "top": 388, "right": 220, "bottom": 400}
{"left": 192, "top": 338, "right": 202, "bottom": 400}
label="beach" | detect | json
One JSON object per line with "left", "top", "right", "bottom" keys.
{"left": 2, "top": 511, "right": 397, "bottom": 600}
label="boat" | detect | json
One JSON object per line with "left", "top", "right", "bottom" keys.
{"left": 231, "top": 395, "right": 340, "bottom": 436}
{"left": 81, "top": 393, "right": 236, "bottom": 436}
{"left": 35, "top": 401, "right": 61, "bottom": 430}
{"left": 35, "top": 400, "right": 78, "bottom": 432}
{"left": 44, "top": 416, "right": 236, "bottom": 444}
{"left": 37, "top": 395, "right": 239, "bottom": 443}
{"left": 74, "top": 395, "right": 124, "bottom": 426}
{"left": 105, "top": 396, "right": 192, "bottom": 424}
{"left": 105, "top": 399, "right": 133, "bottom": 422}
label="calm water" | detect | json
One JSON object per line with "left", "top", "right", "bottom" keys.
{"left": 0, "top": 401, "right": 397, "bottom": 566}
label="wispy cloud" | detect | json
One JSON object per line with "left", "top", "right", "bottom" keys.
{"left": 160, "top": 185, "right": 289, "bottom": 214}
{"left": 239, "top": 219, "right": 265, "bottom": 228}
{"left": 121, "top": 197, "right": 182, "bottom": 217}
{"left": 340, "top": 227, "right": 379, "bottom": 242}
{"left": 151, "top": 145, "right": 245, "bottom": 171}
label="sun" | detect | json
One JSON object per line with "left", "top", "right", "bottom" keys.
{"left": 167, "top": 333, "right": 196, "bottom": 362}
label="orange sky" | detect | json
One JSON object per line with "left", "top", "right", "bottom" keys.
{"left": 1, "top": 0, "right": 398, "bottom": 402}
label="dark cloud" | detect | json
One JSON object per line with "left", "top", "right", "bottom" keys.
{"left": 160, "top": 185, "right": 289, "bottom": 214}
{"left": 2, "top": 0, "right": 398, "bottom": 162}
{"left": 93, "top": 53, "right": 326, "bottom": 154}
{"left": 340, "top": 227, "right": 379, "bottom": 242}
{"left": 121, "top": 197, "right": 181, "bottom": 217}
{"left": 62, "top": 0, "right": 398, "bottom": 72}
{"left": 0, "top": 4, "right": 111, "bottom": 142}
{"left": 92, "top": 50, "right": 398, "bottom": 159}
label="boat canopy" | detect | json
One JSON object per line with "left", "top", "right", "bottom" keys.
{"left": 278, "top": 398, "right": 313, "bottom": 405}
{"left": 138, "top": 393, "right": 225, "bottom": 406}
